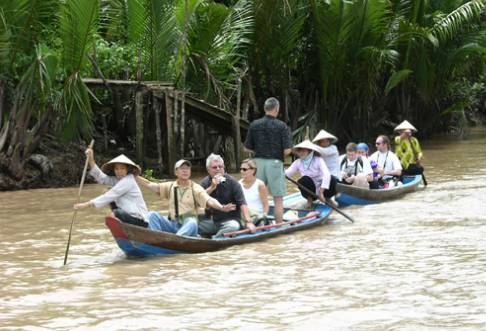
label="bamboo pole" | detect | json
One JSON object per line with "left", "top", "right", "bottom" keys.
{"left": 63, "top": 140, "right": 95, "bottom": 265}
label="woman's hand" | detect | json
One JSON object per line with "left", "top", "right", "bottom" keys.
{"left": 74, "top": 201, "right": 92, "bottom": 210}
{"left": 85, "top": 148, "right": 95, "bottom": 168}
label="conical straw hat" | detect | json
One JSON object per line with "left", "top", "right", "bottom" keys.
{"left": 312, "top": 129, "right": 338, "bottom": 143}
{"left": 394, "top": 120, "right": 417, "bottom": 132}
{"left": 101, "top": 154, "right": 141, "bottom": 176}
{"left": 292, "top": 139, "right": 321, "bottom": 156}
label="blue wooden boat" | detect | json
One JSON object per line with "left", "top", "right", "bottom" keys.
{"left": 105, "top": 198, "right": 332, "bottom": 257}
{"left": 335, "top": 175, "right": 422, "bottom": 206}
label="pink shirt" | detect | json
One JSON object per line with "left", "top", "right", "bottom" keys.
{"left": 285, "top": 156, "right": 331, "bottom": 193}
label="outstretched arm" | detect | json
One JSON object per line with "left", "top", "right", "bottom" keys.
{"left": 135, "top": 175, "right": 160, "bottom": 194}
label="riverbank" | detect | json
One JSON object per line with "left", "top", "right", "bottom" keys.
{"left": 0, "top": 136, "right": 124, "bottom": 191}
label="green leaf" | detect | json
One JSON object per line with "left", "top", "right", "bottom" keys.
{"left": 385, "top": 69, "right": 413, "bottom": 95}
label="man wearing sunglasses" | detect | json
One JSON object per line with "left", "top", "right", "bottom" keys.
{"left": 369, "top": 135, "right": 402, "bottom": 188}
{"left": 199, "top": 153, "right": 255, "bottom": 238}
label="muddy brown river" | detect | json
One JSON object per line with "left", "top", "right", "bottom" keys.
{"left": 1, "top": 128, "right": 485, "bottom": 330}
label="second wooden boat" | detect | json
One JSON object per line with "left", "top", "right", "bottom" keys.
{"left": 335, "top": 175, "right": 422, "bottom": 206}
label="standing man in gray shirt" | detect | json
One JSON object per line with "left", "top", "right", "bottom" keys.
{"left": 244, "top": 97, "right": 292, "bottom": 223}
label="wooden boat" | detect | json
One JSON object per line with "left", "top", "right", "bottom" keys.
{"left": 335, "top": 175, "right": 422, "bottom": 206}
{"left": 105, "top": 195, "right": 332, "bottom": 257}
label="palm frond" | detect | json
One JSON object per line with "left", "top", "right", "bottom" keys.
{"left": 59, "top": 0, "right": 100, "bottom": 140}
{"left": 431, "top": 0, "right": 486, "bottom": 45}
{"left": 59, "top": 0, "right": 100, "bottom": 72}
{"left": 127, "top": 0, "right": 146, "bottom": 43}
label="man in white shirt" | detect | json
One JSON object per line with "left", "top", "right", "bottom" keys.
{"left": 369, "top": 135, "right": 402, "bottom": 187}
{"left": 339, "top": 142, "right": 373, "bottom": 188}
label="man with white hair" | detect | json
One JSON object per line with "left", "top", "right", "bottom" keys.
{"left": 244, "top": 97, "right": 292, "bottom": 223}
{"left": 199, "top": 154, "right": 255, "bottom": 238}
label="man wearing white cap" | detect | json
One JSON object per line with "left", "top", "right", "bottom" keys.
{"left": 136, "top": 159, "right": 236, "bottom": 237}
{"left": 394, "top": 120, "right": 424, "bottom": 177}
{"left": 74, "top": 148, "right": 149, "bottom": 227}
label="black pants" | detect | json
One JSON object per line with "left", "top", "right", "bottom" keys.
{"left": 113, "top": 208, "right": 148, "bottom": 228}
{"left": 402, "top": 164, "right": 424, "bottom": 176}
{"left": 298, "top": 175, "right": 337, "bottom": 199}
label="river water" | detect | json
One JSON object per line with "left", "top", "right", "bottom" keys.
{"left": 1, "top": 128, "right": 485, "bottom": 330}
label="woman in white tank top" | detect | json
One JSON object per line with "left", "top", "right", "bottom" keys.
{"left": 239, "top": 159, "right": 269, "bottom": 218}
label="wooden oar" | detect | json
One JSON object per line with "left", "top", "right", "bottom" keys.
{"left": 285, "top": 176, "right": 355, "bottom": 223}
{"left": 63, "top": 140, "right": 94, "bottom": 266}
{"left": 421, "top": 172, "right": 428, "bottom": 186}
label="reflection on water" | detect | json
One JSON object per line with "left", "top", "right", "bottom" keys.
{"left": 1, "top": 128, "right": 486, "bottom": 330}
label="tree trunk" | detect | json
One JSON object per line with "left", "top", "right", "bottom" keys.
{"left": 247, "top": 75, "right": 258, "bottom": 118}
{"left": 232, "top": 78, "right": 242, "bottom": 171}
{"left": 179, "top": 0, "right": 189, "bottom": 157}
{"left": 165, "top": 89, "right": 176, "bottom": 175}
{"left": 0, "top": 80, "right": 4, "bottom": 129}
{"left": 153, "top": 94, "right": 164, "bottom": 174}
{"left": 180, "top": 91, "right": 186, "bottom": 156}
{"left": 173, "top": 90, "right": 179, "bottom": 137}
{"left": 135, "top": 90, "right": 145, "bottom": 166}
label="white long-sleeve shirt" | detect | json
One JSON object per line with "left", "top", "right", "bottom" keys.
{"left": 89, "top": 165, "right": 149, "bottom": 221}
{"left": 314, "top": 144, "right": 341, "bottom": 178}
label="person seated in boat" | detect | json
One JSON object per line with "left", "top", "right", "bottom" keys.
{"left": 339, "top": 142, "right": 373, "bottom": 188}
{"left": 357, "top": 142, "right": 370, "bottom": 158}
{"left": 238, "top": 159, "right": 270, "bottom": 226}
{"left": 285, "top": 140, "right": 335, "bottom": 209}
{"left": 199, "top": 154, "right": 255, "bottom": 238}
{"left": 136, "top": 159, "right": 235, "bottom": 237}
{"left": 369, "top": 135, "right": 402, "bottom": 188}
{"left": 394, "top": 120, "right": 424, "bottom": 176}
{"left": 73, "top": 148, "right": 149, "bottom": 228}
{"left": 312, "top": 129, "right": 341, "bottom": 180}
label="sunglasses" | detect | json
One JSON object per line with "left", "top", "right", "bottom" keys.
{"left": 211, "top": 165, "right": 224, "bottom": 170}
{"left": 240, "top": 167, "right": 252, "bottom": 171}
{"left": 375, "top": 142, "right": 383, "bottom": 145}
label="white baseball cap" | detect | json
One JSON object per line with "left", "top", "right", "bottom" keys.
{"left": 174, "top": 159, "right": 191, "bottom": 170}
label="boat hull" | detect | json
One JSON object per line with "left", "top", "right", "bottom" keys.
{"left": 106, "top": 203, "right": 332, "bottom": 257}
{"left": 335, "top": 175, "right": 422, "bottom": 206}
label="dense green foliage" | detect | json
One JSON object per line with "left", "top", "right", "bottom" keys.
{"left": 0, "top": 0, "right": 485, "bottom": 177}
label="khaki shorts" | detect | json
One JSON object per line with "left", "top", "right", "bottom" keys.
{"left": 255, "top": 158, "right": 286, "bottom": 197}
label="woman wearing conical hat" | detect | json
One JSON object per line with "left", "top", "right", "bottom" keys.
{"left": 312, "top": 129, "right": 340, "bottom": 178}
{"left": 393, "top": 120, "right": 424, "bottom": 176}
{"left": 74, "top": 148, "right": 149, "bottom": 228}
{"left": 285, "top": 139, "right": 335, "bottom": 209}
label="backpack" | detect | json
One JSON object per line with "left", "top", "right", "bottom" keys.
{"left": 340, "top": 156, "right": 363, "bottom": 176}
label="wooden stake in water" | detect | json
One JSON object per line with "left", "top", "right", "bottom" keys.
{"left": 63, "top": 140, "right": 94, "bottom": 266}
